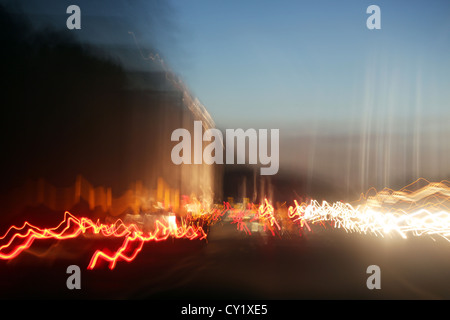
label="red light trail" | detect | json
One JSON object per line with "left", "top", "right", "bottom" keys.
{"left": 1, "top": 179, "right": 450, "bottom": 269}
{"left": 0, "top": 212, "right": 207, "bottom": 270}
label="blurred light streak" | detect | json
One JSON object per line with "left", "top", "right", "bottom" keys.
{"left": 1, "top": 179, "right": 450, "bottom": 269}
{"left": 0, "top": 211, "right": 206, "bottom": 269}
{"left": 287, "top": 179, "right": 450, "bottom": 240}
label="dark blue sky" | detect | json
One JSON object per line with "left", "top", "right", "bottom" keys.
{"left": 167, "top": 0, "right": 450, "bottom": 131}
{"left": 12, "top": 0, "right": 450, "bottom": 131}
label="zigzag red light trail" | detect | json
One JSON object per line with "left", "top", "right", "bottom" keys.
{"left": 1, "top": 179, "right": 450, "bottom": 269}
{"left": 0, "top": 212, "right": 207, "bottom": 269}
{"left": 88, "top": 220, "right": 207, "bottom": 269}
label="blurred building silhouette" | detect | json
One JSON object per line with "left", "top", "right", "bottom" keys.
{"left": 0, "top": 4, "right": 222, "bottom": 222}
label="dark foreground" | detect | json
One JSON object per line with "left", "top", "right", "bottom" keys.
{"left": 1, "top": 220, "right": 450, "bottom": 300}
